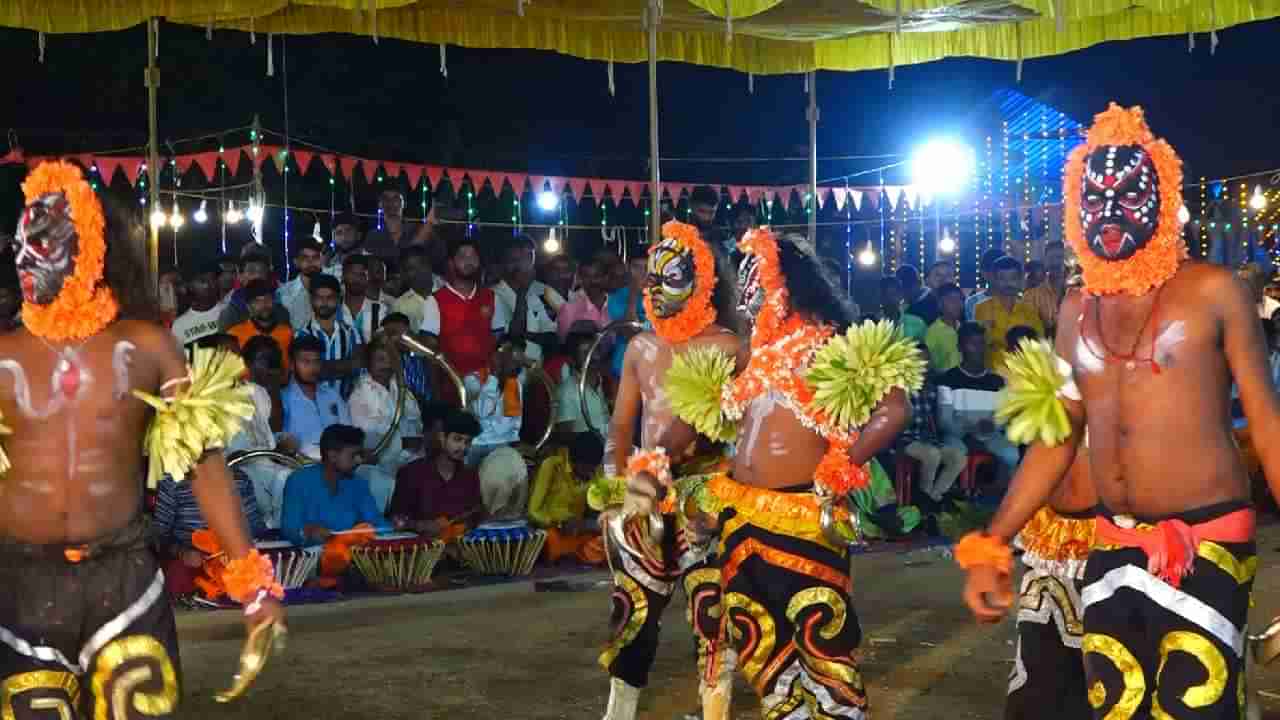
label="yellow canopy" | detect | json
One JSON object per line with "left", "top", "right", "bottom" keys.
{"left": 7, "top": 0, "right": 1277, "bottom": 74}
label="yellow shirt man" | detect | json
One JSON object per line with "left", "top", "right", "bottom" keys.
{"left": 974, "top": 295, "right": 1044, "bottom": 372}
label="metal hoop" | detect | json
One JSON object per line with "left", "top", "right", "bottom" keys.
{"left": 581, "top": 320, "right": 645, "bottom": 438}
{"left": 524, "top": 367, "right": 558, "bottom": 453}
{"left": 397, "top": 335, "right": 469, "bottom": 408}
{"left": 816, "top": 488, "right": 864, "bottom": 549}
{"left": 226, "top": 449, "right": 309, "bottom": 470}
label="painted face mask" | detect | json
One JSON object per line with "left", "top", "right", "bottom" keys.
{"left": 736, "top": 251, "right": 765, "bottom": 325}
{"left": 1080, "top": 145, "right": 1160, "bottom": 261}
{"left": 15, "top": 192, "right": 80, "bottom": 305}
{"left": 1063, "top": 104, "right": 1186, "bottom": 297}
{"left": 646, "top": 236, "right": 696, "bottom": 319}
{"left": 642, "top": 221, "right": 718, "bottom": 344}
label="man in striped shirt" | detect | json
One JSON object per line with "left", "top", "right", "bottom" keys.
{"left": 296, "top": 273, "right": 364, "bottom": 397}
{"left": 152, "top": 470, "right": 268, "bottom": 597}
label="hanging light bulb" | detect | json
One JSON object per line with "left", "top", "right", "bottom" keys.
{"left": 857, "top": 245, "right": 878, "bottom": 267}
{"left": 150, "top": 209, "right": 167, "bottom": 229}
{"left": 938, "top": 231, "right": 957, "bottom": 255}
{"left": 168, "top": 202, "right": 185, "bottom": 230}
{"left": 542, "top": 229, "right": 562, "bottom": 254}
{"left": 1250, "top": 185, "right": 1267, "bottom": 211}
{"left": 246, "top": 201, "right": 264, "bottom": 224}
{"left": 312, "top": 219, "right": 323, "bottom": 242}
{"left": 193, "top": 200, "right": 209, "bottom": 224}
{"left": 224, "top": 203, "right": 244, "bottom": 224}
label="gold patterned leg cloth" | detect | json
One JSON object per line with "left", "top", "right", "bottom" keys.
{"left": 1081, "top": 502, "right": 1256, "bottom": 720}
{"left": 709, "top": 476, "right": 867, "bottom": 720}
{"left": 1007, "top": 507, "right": 1095, "bottom": 720}
{"left": 0, "top": 518, "right": 181, "bottom": 720}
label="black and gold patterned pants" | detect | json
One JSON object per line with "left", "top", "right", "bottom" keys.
{"left": 713, "top": 478, "right": 866, "bottom": 720}
{"left": 1080, "top": 510, "right": 1255, "bottom": 719}
{"left": 600, "top": 512, "right": 723, "bottom": 689}
{"left": 0, "top": 519, "right": 181, "bottom": 720}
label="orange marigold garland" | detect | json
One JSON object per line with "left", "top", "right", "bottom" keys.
{"left": 1063, "top": 104, "right": 1186, "bottom": 297}
{"left": 19, "top": 161, "right": 120, "bottom": 341}
{"left": 644, "top": 220, "right": 719, "bottom": 343}
{"left": 737, "top": 227, "right": 792, "bottom": 350}
{"left": 190, "top": 528, "right": 284, "bottom": 604}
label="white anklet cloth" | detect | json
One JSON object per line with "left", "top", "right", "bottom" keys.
{"left": 603, "top": 677, "right": 641, "bottom": 720}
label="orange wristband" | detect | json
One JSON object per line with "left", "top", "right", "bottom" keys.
{"left": 221, "top": 550, "right": 285, "bottom": 605}
{"left": 954, "top": 532, "right": 1013, "bottom": 575}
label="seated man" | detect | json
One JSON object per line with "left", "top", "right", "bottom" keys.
{"left": 230, "top": 334, "right": 298, "bottom": 529}
{"left": 553, "top": 330, "right": 610, "bottom": 441}
{"left": 281, "top": 334, "right": 351, "bottom": 459}
{"left": 937, "top": 322, "right": 1020, "bottom": 486}
{"left": 152, "top": 469, "right": 268, "bottom": 597}
{"left": 280, "top": 425, "right": 395, "bottom": 548}
{"left": 463, "top": 339, "right": 526, "bottom": 467}
{"left": 528, "top": 432, "right": 605, "bottom": 565}
{"left": 389, "top": 409, "right": 485, "bottom": 539}
{"left": 897, "top": 368, "right": 966, "bottom": 504}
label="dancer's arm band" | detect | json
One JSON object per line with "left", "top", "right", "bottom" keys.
{"left": 954, "top": 532, "right": 1014, "bottom": 575}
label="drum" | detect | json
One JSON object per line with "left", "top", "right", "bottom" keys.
{"left": 255, "top": 540, "right": 322, "bottom": 591}
{"left": 457, "top": 521, "right": 547, "bottom": 577}
{"left": 350, "top": 533, "right": 445, "bottom": 593}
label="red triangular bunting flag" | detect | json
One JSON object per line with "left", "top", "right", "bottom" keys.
{"left": 120, "top": 157, "right": 144, "bottom": 185}
{"left": 292, "top": 151, "right": 315, "bottom": 176}
{"left": 405, "top": 164, "right": 425, "bottom": 189}
{"left": 623, "top": 182, "right": 644, "bottom": 202}
{"left": 529, "top": 176, "right": 548, "bottom": 194}
{"left": 175, "top": 155, "right": 195, "bottom": 176}
{"left": 548, "top": 177, "right": 567, "bottom": 196}
{"left": 96, "top": 157, "right": 123, "bottom": 184}
{"left": 320, "top": 154, "right": 337, "bottom": 175}
{"left": 221, "top": 150, "right": 242, "bottom": 178}
{"left": 443, "top": 168, "right": 465, "bottom": 188}
{"left": 191, "top": 152, "right": 218, "bottom": 182}
{"left": 567, "top": 178, "right": 589, "bottom": 202}
{"left": 472, "top": 172, "right": 494, "bottom": 194}
{"left": 592, "top": 179, "right": 614, "bottom": 200}
{"left": 425, "top": 166, "right": 444, "bottom": 189}
{"left": 383, "top": 162, "right": 402, "bottom": 181}
{"left": 0, "top": 147, "right": 24, "bottom": 165}
{"left": 865, "top": 190, "right": 880, "bottom": 211}
{"left": 337, "top": 156, "right": 358, "bottom": 182}
{"left": 505, "top": 173, "right": 527, "bottom": 195}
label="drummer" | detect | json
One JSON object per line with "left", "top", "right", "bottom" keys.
{"left": 279, "top": 425, "right": 398, "bottom": 548}
{"left": 389, "top": 409, "right": 486, "bottom": 540}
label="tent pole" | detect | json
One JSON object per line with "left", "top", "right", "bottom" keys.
{"left": 807, "top": 71, "right": 818, "bottom": 241}
{"left": 145, "top": 18, "right": 161, "bottom": 295}
{"left": 647, "top": 0, "right": 661, "bottom": 242}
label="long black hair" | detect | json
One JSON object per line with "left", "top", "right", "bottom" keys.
{"left": 100, "top": 192, "right": 158, "bottom": 323}
{"left": 776, "top": 233, "right": 858, "bottom": 331}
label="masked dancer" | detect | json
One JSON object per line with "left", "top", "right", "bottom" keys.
{"left": 959, "top": 104, "right": 1280, "bottom": 719}
{"left": 593, "top": 220, "right": 740, "bottom": 720}
{"left": 0, "top": 162, "right": 283, "bottom": 719}
{"left": 640, "top": 228, "right": 923, "bottom": 718}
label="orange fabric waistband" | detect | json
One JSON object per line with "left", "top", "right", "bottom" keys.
{"left": 1094, "top": 507, "right": 1254, "bottom": 588}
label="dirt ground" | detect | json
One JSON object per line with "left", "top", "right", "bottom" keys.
{"left": 175, "top": 525, "right": 1280, "bottom": 720}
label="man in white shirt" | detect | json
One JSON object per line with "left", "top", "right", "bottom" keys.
{"left": 322, "top": 212, "right": 369, "bottom": 279}
{"left": 170, "top": 262, "right": 225, "bottom": 352}
{"left": 278, "top": 239, "right": 327, "bottom": 331}
{"left": 463, "top": 341, "right": 525, "bottom": 467}
{"left": 492, "top": 234, "right": 558, "bottom": 363}
{"left": 338, "top": 254, "right": 388, "bottom": 341}
{"left": 392, "top": 245, "right": 442, "bottom": 332}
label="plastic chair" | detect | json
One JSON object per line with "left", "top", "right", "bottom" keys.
{"left": 894, "top": 455, "right": 917, "bottom": 507}
{"left": 958, "top": 451, "right": 994, "bottom": 497}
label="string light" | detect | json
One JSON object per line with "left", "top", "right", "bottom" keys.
{"left": 1199, "top": 177, "right": 1208, "bottom": 258}
{"left": 225, "top": 203, "right": 244, "bottom": 224}
{"left": 1250, "top": 184, "right": 1267, "bottom": 211}
{"left": 1240, "top": 182, "right": 1248, "bottom": 263}
{"left": 246, "top": 201, "right": 264, "bottom": 225}
{"left": 858, "top": 244, "right": 878, "bottom": 267}
{"left": 168, "top": 201, "right": 184, "bottom": 230}
{"left": 939, "top": 230, "right": 957, "bottom": 255}
{"left": 1022, "top": 131, "right": 1032, "bottom": 266}
{"left": 193, "top": 199, "right": 208, "bottom": 224}
{"left": 149, "top": 209, "right": 167, "bottom": 229}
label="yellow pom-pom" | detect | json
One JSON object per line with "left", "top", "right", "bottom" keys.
{"left": 134, "top": 348, "right": 255, "bottom": 488}
{"left": 995, "top": 338, "right": 1074, "bottom": 447}
{"left": 587, "top": 473, "right": 627, "bottom": 512}
{"left": 805, "top": 319, "right": 927, "bottom": 430}
{"left": 664, "top": 345, "right": 738, "bottom": 443}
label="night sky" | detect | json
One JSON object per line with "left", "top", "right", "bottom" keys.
{"left": 0, "top": 16, "right": 1277, "bottom": 287}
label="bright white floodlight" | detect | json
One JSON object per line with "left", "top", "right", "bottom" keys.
{"left": 910, "top": 139, "right": 976, "bottom": 195}
{"left": 1250, "top": 185, "right": 1267, "bottom": 211}
{"left": 938, "top": 231, "right": 957, "bottom": 255}
{"left": 537, "top": 190, "right": 560, "bottom": 212}
{"left": 857, "top": 245, "right": 878, "bottom": 267}
{"left": 543, "top": 229, "right": 562, "bottom": 254}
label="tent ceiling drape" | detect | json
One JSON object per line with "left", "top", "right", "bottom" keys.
{"left": 5, "top": 0, "right": 1276, "bottom": 74}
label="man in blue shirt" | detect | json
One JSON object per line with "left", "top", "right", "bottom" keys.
{"left": 606, "top": 254, "right": 649, "bottom": 379}
{"left": 295, "top": 273, "right": 363, "bottom": 397}
{"left": 282, "top": 335, "right": 352, "bottom": 459}
{"left": 280, "top": 425, "right": 397, "bottom": 547}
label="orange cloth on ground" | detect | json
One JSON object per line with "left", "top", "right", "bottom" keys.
{"left": 1094, "top": 508, "right": 1254, "bottom": 588}
{"left": 543, "top": 527, "right": 606, "bottom": 565}
{"left": 319, "top": 523, "right": 377, "bottom": 578}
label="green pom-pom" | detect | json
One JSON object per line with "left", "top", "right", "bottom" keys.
{"left": 995, "top": 338, "right": 1074, "bottom": 447}
{"left": 664, "top": 346, "right": 738, "bottom": 443}
{"left": 805, "top": 319, "right": 927, "bottom": 430}
{"left": 674, "top": 473, "right": 725, "bottom": 517}
{"left": 587, "top": 473, "right": 626, "bottom": 512}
